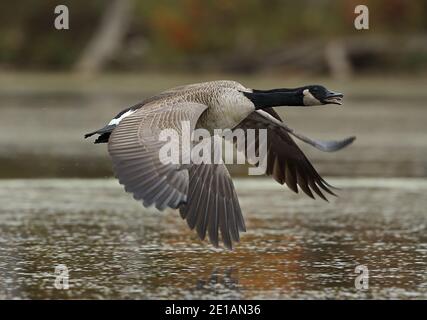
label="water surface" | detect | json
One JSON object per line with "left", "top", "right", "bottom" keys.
{"left": 0, "top": 178, "right": 426, "bottom": 299}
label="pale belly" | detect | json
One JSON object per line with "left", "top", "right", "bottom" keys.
{"left": 196, "top": 106, "right": 253, "bottom": 133}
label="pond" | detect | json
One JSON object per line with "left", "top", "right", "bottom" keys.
{"left": 0, "top": 178, "right": 426, "bottom": 299}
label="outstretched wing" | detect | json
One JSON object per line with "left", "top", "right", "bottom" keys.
{"left": 108, "top": 101, "right": 208, "bottom": 210}
{"left": 234, "top": 109, "right": 340, "bottom": 200}
{"left": 179, "top": 162, "right": 245, "bottom": 250}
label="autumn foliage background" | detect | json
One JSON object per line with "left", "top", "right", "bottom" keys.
{"left": 0, "top": 0, "right": 426, "bottom": 76}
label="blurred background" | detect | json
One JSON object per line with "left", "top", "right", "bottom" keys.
{"left": 0, "top": 0, "right": 427, "bottom": 299}
{"left": 0, "top": 0, "right": 426, "bottom": 178}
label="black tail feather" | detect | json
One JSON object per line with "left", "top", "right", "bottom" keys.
{"left": 84, "top": 124, "right": 116, "bottom": 143}
{"left": 94, "top": 132, "right": 112, "bottom": 144}
{"left": 84, "top": 131, "right": 98, "bottom": 139}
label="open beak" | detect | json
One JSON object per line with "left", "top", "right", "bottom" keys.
{"left": 323, "top": 90, "right": 344, "bottom": 105}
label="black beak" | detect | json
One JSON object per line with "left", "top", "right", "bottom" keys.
{"left": 323, "top": 90, "right": 344, "bottom": 105}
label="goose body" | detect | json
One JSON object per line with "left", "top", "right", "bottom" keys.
{"left": 85, "top": 80, "right": 355, "bottom": 249}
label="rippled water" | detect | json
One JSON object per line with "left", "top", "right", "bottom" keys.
{"left": 0, "top": 178, "right": 426, "bottom": 299}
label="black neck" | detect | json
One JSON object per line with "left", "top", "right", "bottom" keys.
{"left": 243, "top": 88, "right": 303, "bottom": 109}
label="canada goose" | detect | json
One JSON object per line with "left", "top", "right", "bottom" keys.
{"left": 85, "top": 80, "right": 355, "bottom": 249}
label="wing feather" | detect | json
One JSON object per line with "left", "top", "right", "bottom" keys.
{"left": 108, "top": 101, "right": 208, "bottom": 211}
{"left": 179, "top": 162, "right": 244, "bottom": 249}
{"left": 233, "top": 109, "right": 343, "bottom": 200}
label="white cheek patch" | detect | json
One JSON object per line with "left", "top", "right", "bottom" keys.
{"left": 303, "top": 89, "right": 321, "bottom": 106}
{"left": 108, "top": 109, "right": 136, "bottom": 126}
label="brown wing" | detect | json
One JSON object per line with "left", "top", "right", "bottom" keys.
{"left": 234, "top": 108, "right": 335, "bottom": 200}
{"left": 179, "top": 162, "right": 245, "bottom": 250}
{"left": 109, "top": 100, "right": 245, "bottom": 249}
{"left": 108, "top": 101, "right": 208, "bottom": 210}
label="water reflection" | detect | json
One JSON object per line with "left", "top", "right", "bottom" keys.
{"left": 192, "top": 267, "right": 241, "bottom": 299}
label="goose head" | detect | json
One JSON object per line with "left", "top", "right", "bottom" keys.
{"left": 301, "top": 85, "right": 343, "bottom": 106}
{"left": 244, "top": 85, "right": 343, "bottom": 109}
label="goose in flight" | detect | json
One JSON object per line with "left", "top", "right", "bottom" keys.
{"left": 85, "top": 80, "right": 355, "bottom": 249}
